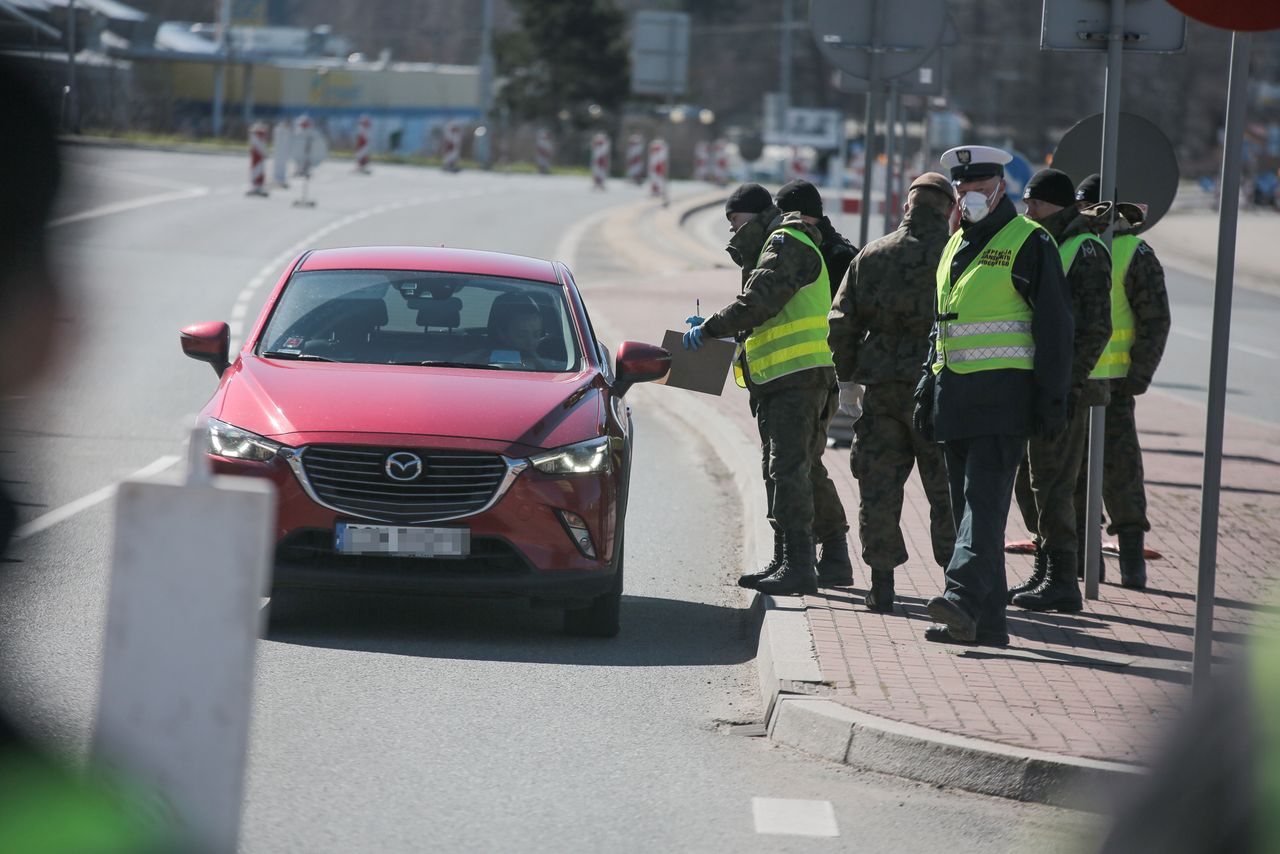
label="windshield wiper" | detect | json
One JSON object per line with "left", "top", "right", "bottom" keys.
{"left": 260, "top": 351, "right": 337, "bottom": 362}
{"left": 389, "top": 360, "right": 505, "bottom": 370}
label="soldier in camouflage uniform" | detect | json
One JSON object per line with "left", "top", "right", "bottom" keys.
{"left": 1073, "top": 174, "right": 1172, "bottom": 589}
{"left": 828, "top": 172, "right": 957, "bottom": 612}
{"left": 1010, "top": 169, "right": 1111, "bottom": 612}
{"left": 774, "top": 179, "right": 856, "bottom": 586}
{"left": 684, "top": 183, "right": 843, "bottom": 596}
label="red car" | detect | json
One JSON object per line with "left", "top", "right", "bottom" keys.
{"left": 180, "top": 246, "right": 670, "bottom": 637}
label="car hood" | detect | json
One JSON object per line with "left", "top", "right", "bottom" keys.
{"left": 215, "top": 356, "right": 604, "bottom": 451}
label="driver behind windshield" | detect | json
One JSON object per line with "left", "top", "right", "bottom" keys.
{"left": 472, "top": 294, "right": 550, "bottom": 369}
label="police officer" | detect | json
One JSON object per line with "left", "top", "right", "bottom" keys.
{"left": 1009, "top": 169, "right": 1112, "bottom": 612}
{"left": 684, "top": 183, "right": 842, "bottom": 596}
{"left": 773, "top": 179, "right": 855, "bottom": 586}
{"left": 828, "top": 172, "right": 957, "bottom": 612}
{"left": 1074, "top": 173, "right": 1171, "bottom": 589}
{"left": 915, "top": 147, "right": 1074, "bottom": 646}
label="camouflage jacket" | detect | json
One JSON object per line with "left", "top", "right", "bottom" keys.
{"left": 1042, "top": 206, "right": 1112, "bottom": 408}
{"left": 703, "top": 207, "right": 835, "bottom": 394}
{"left": 828, "top": 204, "right": 950, "bottom": 385}
{"left": 1115, "top": 221, "right": 1171, "bottom": 395}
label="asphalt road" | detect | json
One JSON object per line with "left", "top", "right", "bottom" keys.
{"left": 1, "top": 147, "right": 1095, "bottom": 852}
{"left": 690, "top": 204, "right": 1280, "bottom": 425}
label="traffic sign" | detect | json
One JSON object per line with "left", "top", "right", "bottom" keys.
{"left": 764, "top": 107, "right": 843, "bottom": 148}
{"left": 835, "top": 51, "right": 947, "bottom": 96}
{"left": 1003, "top": 151, "right": 1035, "bottom": 200}
{"left": 809, "top": 0, "right": 948, "bottom": 80}
{"left": 1041, "top": 0, "right": 1186, "bottom": 53}
{"left": 1164, "top": 0, "right": 1280, "bottom": 32}
{"left": 1051, "top": 111, "right": 1180, "bottom": 233}
{"left": 631, "top": 10, "right": 690, "bottom": 97}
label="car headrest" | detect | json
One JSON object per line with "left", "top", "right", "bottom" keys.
{"left": 329, "top": 298, "right": 388, "bottom": 335}
{"left": 487, "top": 292, "right": 542, "bottom": 333}
{"left": 410, "top": 296, "right": 462, "bottom": 329}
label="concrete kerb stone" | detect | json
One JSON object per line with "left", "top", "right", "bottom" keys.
{"left": 570, "top": 192, "right": 1148, "bottom": 810}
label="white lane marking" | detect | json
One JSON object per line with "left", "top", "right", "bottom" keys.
{"left": 49, "top": 187, "right": 211, "bottom": 228}
{"left": 1171, "top": 326, "right": 1278, "bottom": 360}
{"left": 13, "top": 455, "right": 182, "bottom": 542}
{"left": 68, "top": 163, "right": 211, "bottom": 192}
{"left": 751, "top": 797, "right": 839, "bottom": 838}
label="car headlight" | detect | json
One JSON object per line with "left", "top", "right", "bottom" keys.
{"left": 529, "top": 436, "right": 612, "bottom": 475}
{"left": 206, "top": 417, "right": 284, "bottom": 462}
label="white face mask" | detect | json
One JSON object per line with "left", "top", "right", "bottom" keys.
{"left": 960, "top": 185, "right": 1000, "bottom": 222}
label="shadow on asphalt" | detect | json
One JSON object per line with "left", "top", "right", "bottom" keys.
{"left": 262, "top": 589, "right": 760, "bottom": 667}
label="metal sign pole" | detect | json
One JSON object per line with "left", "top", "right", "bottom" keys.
{"left": 858, "top": 0, "right": 881, "bottom": 246}
{"left": 1083, "top": 0, "right": 1124, "bottom": 601}
{"left": 1193, "top": 30, "right": 1252, "bottom": 693}
{"left": 895, "top": 87, "right": 909, "bottom": 226}
{"left": 882, "top": 78, "right": 898, "bottom": 235}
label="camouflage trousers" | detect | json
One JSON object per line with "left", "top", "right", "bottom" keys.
{"left": 751, "top": 385, "right": 848, "bottom": 539}
{"left": 1071, "top": 392, "right": 1149, "bottom": 535}
{"left": 850, "top": 381, "right": 954, "bottom": 571}
{"left": 1015, "top": 398, "right": 1089, "bottom": 554}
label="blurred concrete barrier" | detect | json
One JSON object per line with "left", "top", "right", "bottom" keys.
{"left": 93, "top": 431, "right": 275, "bottom": 851}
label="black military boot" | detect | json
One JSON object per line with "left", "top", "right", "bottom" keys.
{"left": 1013, "top": 550, "right": 1083, "bottom": 612}
{"left": 755, "top": 531, "right": 818, "bottom": 596}
{"left": 863, "top": 568, "right": 895, "bottom": 613}
{"left": 737, "top": 530, "right": 784, "bottom": 589}
{"left": 816, "top": 534, "right": 854, "bottom": 586}
{"left": 1118, "top": 530, "right": 1148, "bottom": 590}
{"left": 1007, "top": 541, "right": 1048, "bottom": 603}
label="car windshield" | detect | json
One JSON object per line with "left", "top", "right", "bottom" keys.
{"left": 258, "top": 269, "right": 582, "bottom": 372}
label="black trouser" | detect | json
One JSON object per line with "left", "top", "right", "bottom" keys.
{"left": 940, "top": 434, "right": 1024, "bottom": 640}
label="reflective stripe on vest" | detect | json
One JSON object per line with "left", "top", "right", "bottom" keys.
{"left": 733, "top": 227, "right": 833, "bottom": 388}
{"left": 932, "top": 216, "right": 1043, "bottom": 375}
{"left": 1090, "top": 234, "right": 1140, "bottom": 380}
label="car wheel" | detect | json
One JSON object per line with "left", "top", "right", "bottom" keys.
{"left": 563, "top": 539, "right": 623, "bottom": 638}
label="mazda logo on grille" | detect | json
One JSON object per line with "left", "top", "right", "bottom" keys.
{"left": 384, "top": 451, "right": 423, "bottom": 482}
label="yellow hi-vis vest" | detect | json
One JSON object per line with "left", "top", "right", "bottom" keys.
{"left": 932, "top": 216, "right": 1043, "bottom": 375}
{"left": 1255, "top": 630, "right": 1280, "bottom": 854}
{"left": 733, "top": 227, "right": 833, "bottom": 388}
{"left": 1089, "top": 234, "right": 1139, "bottom": 380}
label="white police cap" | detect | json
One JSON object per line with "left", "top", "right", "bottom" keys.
{"left": 940, "top": 145, "right": 1013, "bottom": 182}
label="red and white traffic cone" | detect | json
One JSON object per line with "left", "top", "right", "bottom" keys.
{"left": 647, "top": 138, "right": 668, "bottom": 202}
{"left": 441, "top": 120, "right": 462, "bottom": 173}
{"left": 786, "top": 148, "right": 808, "bottom": 183}
{"left": 535, "top": 129, "right": 553, "bottom": 174}
{"left": 712, "top": 139, "right": 730, "bottom": 186}
{"left": 354, "top": 114, "right": 372, "bottom": 174}
{"left": 246, "top": 122, "right": 268, "bottom": 197}
{"left": 693, "top": 141, "right": 709, "bottom": 182}
{"left": 626, "top": 134, "right": 645, "bottom": 185}
{"left": 590, "top": 133, "right": 610, "bottom": 190}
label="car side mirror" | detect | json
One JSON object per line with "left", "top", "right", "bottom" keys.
{"left": 613, "top": 340, "right": 670, "bottom": 397}
{"left": 180, "top": 321, "right": 231, "bottom": 378}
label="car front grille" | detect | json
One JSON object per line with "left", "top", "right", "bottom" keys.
{"left": 299, "top": 445, "right": 509, "bottom": 524}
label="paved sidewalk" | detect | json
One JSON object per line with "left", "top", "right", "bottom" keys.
{"left": 576, "top": 191, "right": 1280, "bottom": 784}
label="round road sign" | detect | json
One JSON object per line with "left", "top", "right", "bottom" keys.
{"left": 810, "top": 0, "right": 948, "bottom": 81}
{"left": 1165, "top": 0, "right": 1280, "bottom": 32}
{"left": 1051, "top": 112, "right": 1180, "bottom": 234}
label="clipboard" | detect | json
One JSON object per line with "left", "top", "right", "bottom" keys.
{"left": 658, "top": 329, "right": 736, "bottom": 396}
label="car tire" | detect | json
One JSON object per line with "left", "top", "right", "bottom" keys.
{"left": 563, "top": 539, "right": 623, "bottom": 638}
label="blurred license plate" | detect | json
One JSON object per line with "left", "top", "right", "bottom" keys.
{"left": 335, "top": 523, "right": 470, "bottom": 558}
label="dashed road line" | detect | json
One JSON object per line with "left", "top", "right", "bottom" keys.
{"left": 751, "top": 797, "right": 840, "bottom": 838}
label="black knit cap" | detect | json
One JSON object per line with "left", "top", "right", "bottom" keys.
{"left": 1023, "top": 168, "right": 1076, "bottom": 208}
{"left": 725, "top": 182, "right": 773, "bottom": 216}
{"left": 1075, "top": 173, "right": 1102, "bottom": 204}
{"left": 775, "top": 179, "right": 823, "bottom": 218}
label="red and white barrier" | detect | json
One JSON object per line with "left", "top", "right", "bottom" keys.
{"left": 535, "top": 129, "right": 553, "bottom": 174}
{"left": 246, "top": 122, "right": 268, "bottom": 197}
{"left": 712, "top": 139, "right": 730, "bottom": 186}
{"left": 786, "top": 148, "right": 808, "bottom": 183}
{"left": 354, "top": 114, "right": 372, "bottom": 174}
{"left": 647, "top": 138, "right": 668, "bottom": 201}
{"left": 590, "top": 133, "right": 611, "bottom": 190}
{"left": 693, "top": 141, "right": 709, "bottom": 182}
{"left": 441, "top": 120, "right": 463, "bottom": 172}
{"left": 271, "top": 118, "right": 291, "bottom": 188}
{"left": 626, "top": 134, "right": 645, "bottom": 185}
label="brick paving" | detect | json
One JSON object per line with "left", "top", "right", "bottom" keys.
{"left": 579, "top": 197, "right": 1280, "bottom": 767}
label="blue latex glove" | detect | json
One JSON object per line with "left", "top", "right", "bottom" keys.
{"left": 685, "top": 314, "right": 705, "bottom": 327}
{"left": 682, "top": 325, "right": 705, "bottom": 351}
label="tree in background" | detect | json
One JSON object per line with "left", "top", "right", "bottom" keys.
{"left": 494, "top": 0, "right": 629, "bottom": 127}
